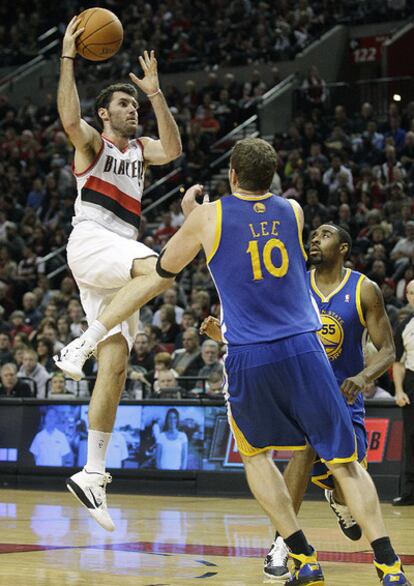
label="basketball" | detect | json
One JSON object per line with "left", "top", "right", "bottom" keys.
{"left": 75, "top": 7, "right": 123, "bottom": 62}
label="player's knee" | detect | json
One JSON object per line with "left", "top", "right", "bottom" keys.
{"left": 98, "top": 359, "right": 128, "bottom": 387}
{"left": 131, "top": 256, "right": 157, "bottom": 277}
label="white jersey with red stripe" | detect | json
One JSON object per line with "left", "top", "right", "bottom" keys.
{"left": 72, "top": 135, "right": 145, "bottom": 240}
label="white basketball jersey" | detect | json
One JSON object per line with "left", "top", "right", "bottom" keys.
{"left": 73, "top": 135, "right": 145, "bottom": 239}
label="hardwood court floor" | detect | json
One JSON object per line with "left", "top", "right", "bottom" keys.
{"left": 0, "top": 488, "right": 413, "bottom": 585}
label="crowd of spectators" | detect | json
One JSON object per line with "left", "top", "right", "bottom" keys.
{"left": 2, "top": 0, "right": 412, "bottom": 69}
{"left": 3, "top": 77, "right": 414, "bottom": 401}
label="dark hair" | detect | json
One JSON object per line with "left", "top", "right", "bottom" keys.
{"left": 94, "top": 83, "right": 138, "bottom": 129}
{"left": 163, "top": 407, "right": 180, "bottom": 431}
{"left": 329, "top": 223, "right": 352, "bottom": 260}
{"left": 230, "top": 137, "right": 278, "bottom": 192}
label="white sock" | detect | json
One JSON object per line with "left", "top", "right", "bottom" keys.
{"left": 85, "top": 429, "right": 112, "bottom": 474}
{"left": 82, "top": 320, "right": 108, "bottom": 346}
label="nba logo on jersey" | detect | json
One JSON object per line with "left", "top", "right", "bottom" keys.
{"left": 345, "top": 294, "right": 350, "bottom": 303}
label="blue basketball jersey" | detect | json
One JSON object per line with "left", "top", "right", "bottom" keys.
{"left": 208, "top": 193, "right": 321, "bottom": 346}
{"left": 309, "top": 268, "right": 367, "bottom": 424}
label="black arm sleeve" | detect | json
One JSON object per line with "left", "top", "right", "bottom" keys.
{"left": 155, "top": 249, "right": 179, "bottom": 279}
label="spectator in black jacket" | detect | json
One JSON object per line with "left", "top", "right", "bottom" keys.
{"left": 0, "top": 362, "right": 32, "bottom": 397}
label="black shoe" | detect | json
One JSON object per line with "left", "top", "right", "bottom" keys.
{"left": 325, "top": 489, "right": 362, "bottom": 541}
{"left": 392, "top": 494, "right": 414, "bottom": 506}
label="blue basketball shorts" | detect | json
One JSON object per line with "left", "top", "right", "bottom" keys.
{"left": 224, "top": 332, "right": 357, "bottom": 464}
{"left": 312, "top": 421, "right": 368, "bottom": 490}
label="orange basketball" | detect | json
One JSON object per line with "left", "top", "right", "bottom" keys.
{"left": 76, "top": 7, "right": 123, "bottom": 62}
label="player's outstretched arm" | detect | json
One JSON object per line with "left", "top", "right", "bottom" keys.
{"left": 130, "top": 50, "right": 182, "bottom": 165}
{"left": 341, "top": 279, "right": 395, "bottom": 403}
{"left": 58, "top": 16, "right": 101, "bottom": 156}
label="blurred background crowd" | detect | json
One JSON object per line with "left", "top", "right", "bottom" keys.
{"left": 1, "top": 0, "right": 414, "bottom": 401}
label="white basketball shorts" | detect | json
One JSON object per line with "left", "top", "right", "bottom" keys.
{"left": 67, "top": 220, "right": 157, "bottom": 350}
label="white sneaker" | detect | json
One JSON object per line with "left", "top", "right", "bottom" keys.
{"left": 66, "top": 468, "right": 115, "bottom": 532}
{"left": 263, "top": 535, "right": 291, "bottom": 581}
{"left": 54, "top": 337, "right": 95, "bottom": 381}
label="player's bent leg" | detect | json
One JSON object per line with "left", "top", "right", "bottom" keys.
{"left": 54, "top": 270, "right": 174, "bottom": 380}
{"left": 328, "top": 460, "right": 411, "bottom": 584}
{"left": 327, "top": 460, "right": 386, "bottom": 542}
{"left": 241, "top": 451, "right": 300, "bottom": 538}
{"left": 66, "top": 334, "right": 129, "bottom": 532}
{"left": 241, "top": 451, "right": 324, "bottom": 584}
{"left": 264, "top": 446, "right": 315, "bottom": 580}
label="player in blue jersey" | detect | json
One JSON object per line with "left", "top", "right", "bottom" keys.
{"left": 201, "top": 223, "right": 396, "bottom": 579}
{"left": 57, "top": 138, "right": 410, "bottom": 586}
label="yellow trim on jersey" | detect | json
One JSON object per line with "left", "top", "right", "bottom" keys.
{"left": 355, "top": 274, "right": 367, "bottom": 327}
{"left": 288, "top": 200, "right": 307, "bottom": 260}
{"left": 320, "top": 433, "right": 358, "bottom": 465}
{"left": 232, "top": 192, "right": 274, "bottom": 201}
{"left": 206, "top": 200, "right": 222, "bottom": 264}
{"left": 229, "top": 415, "right": 306, "bottom": 456}
{"left": 311, "top": 453, "right": 367, "bottom": 490}
{"left": 320, "top": 449, "right": 357, "bottom": 465}
{"left": 311, "top": 471, "right": 333, "bottom": 490}
{"left": 310, "top": 268, "right": 352, "bottom": 303}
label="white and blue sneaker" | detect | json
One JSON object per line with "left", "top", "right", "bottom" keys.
{"left": 66, "top": 468, "right": 115, "bottom": 532}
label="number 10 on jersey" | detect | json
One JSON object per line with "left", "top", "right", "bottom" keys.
{"left": 246, "top": 238, "right": 289, "bottom": 281}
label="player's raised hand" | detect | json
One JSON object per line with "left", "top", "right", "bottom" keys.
{"left": 181, "top": 184, "right": 209, "bottom": 218}
{"left": 200, "top": 316, "right": 222, "bottom": 343}
{"left": 129, "top": 50, "right": 160, "bottom": 96}
{"left": 62, "top": 16, "right": 85, "bottom": 58}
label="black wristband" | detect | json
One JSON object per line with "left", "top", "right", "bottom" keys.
{"left": 156, "top": 250, "right": 178, "bottom": 279}
{"left": 61, "top": 55, "right": 75, "bottom": 60}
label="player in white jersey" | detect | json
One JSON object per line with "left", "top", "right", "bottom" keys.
{"left": 54, "top": 16, "right": 182, "bottom": 531}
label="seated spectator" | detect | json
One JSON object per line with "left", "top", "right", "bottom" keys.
{"left": 205, "top": 370, "right": 225, "bottom": 398}
{"left": 157, "top": 369, "right": 182, "bottom": 398}
{"left": 0, "top": 362, "right": 32, "bottom": 397}
{"left": 130, "top": 332, "right": 155, "bottom": 372}
{"left": 39, "top": 322, "right": 64, "bottom": 354}
{"left": 0, "top": 332, "right": 13, "bottom": 366}
{"left": 18, "top": 348, "right": 50, "bottom": 398}
{"left": 152, "top": 351, "right": 178, "bottom": 395}
{"left": 22, "top": 291, "right": 42, "bottom": 329}
{"left": 158, "top": 304, "right": 181, "bottom": 345}
{"left": 56, "top": 315, "right": 74, "bottom": 346}
{"left": 195, "top": 340, "right": 224, "bottom": 393}
{"left": 153, "top": 212, "right": 177, "bottom": 247}
{"left": 171, "top": 327, "right": 204, "bottom": 384}
{"left": 396, "top": 265, "right": 414, "bottom": 301}
{"left": 175, "top": 310, "right": 197, "bottom": 349}
{"left": 47, "top": 372, "right": 71, "bottom": 399}
{"left": 301, "top": 66, "right": 327, "bottom": 111}
{"left": 9, "top": 310, "right": 32, "bottom": 340}
{"left": 303, "top": 189, "right": 328, "bottom": 228}
{"left": 362, "top": 382, "right": 395, "bottom": 402}
{"left": 35, "top": 336, "right": 56, "bottom": 373}
{"left": 67, "top": 301, "right": 85, "bottom": 337}
{"left": 152, "top": 288, "right": 184, "bottom": 326}
{"left": 374, "top": 145, "right": 406, "bottom": 188}
{"left": 323, "top": 155, "right": 354, "bottom": 194}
